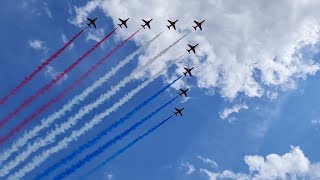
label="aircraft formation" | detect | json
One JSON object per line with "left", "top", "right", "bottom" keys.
{"left": 0, "top": 16, "right": 204, "bottom": 179}
{"left": 88, "top": 17, "right": 205, "bottom": 31}
{"left": 87, "top": 17, "right": 201, "bottom": 116}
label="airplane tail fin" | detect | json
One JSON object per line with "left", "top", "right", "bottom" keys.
{"left": 187, "top": 49, "right": 191, "bottom": 54}
{"left": 167, "top": 25, "right": 170, "bottom": 30}
{"left": 179, "top": 93, "right": 183, "bottom": 97}
{"left": 118, "top": 24, "right": 122, "bottom": 28}
{"left": 87, "top": 23, "right": 91, "bottom": 28}
{"left": 141, "top": 25, "right": 145, "bottom": 29}
{"left": 183, "top": 72, "right": 187, "bottom": 76}
{"left": 192, "top": 26, "right": 196, "bottom": 31}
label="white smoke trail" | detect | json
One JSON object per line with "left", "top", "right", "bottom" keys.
{"left": 0, "top": 30, "right": 165, "bottom": 177}
{"left": 5, "top": 32, "right": 189, "bottom": 179}
{"left": 9, "top": 53, "right": 185, "bottom": 180}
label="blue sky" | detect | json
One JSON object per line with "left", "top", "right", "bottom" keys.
{"left": 1, "top": 0, "right": 320, "bottom": 179}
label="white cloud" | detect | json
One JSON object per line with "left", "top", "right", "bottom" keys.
{"left": 181, "top": 161, "right": 196, "bottom": 175}
{"left": 198, "top": 156, "right": 218, "bottom": 168}
{"left": 68, "top": 0, "right": 102, "bottom": 26}
{"left": 29, "top": 40, "right": 46, "bottom": 51}
{"left": 69, "top": 0, "right": 320, "bottom": 100}
{"left": 105, "top": 173, "right": 113, "bottom": 180}
{"left": 43, "top": 2, "right": 53, "bottom": 19}
{"left": 219, "top": 104, "right": 249, "bottom": 121}
{"left": 201, "top": 146, "right": 320, "bottom": 180}
{"left": 311, "top": 118, "right": 320, "bottom": 125}
{"left": 61, "top": 34, "right": 74, "bottom": 50}
{"left": 45, "top": 66, "right": 67, "bottom": 83}
{"left": 85, "top": 28, "right": 106, "bottom": 43}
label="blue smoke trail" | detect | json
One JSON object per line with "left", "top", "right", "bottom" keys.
{"left": 54, "top": 96, "right": 178, "bottom": 180}
{"left": 35, "top": 76, "right": 182, "bottom": 179}
{"left": 84, "top": 115, "right": 174, "bottom": 178}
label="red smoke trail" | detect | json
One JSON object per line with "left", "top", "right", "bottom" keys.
{"left": 0, "top": 28, "right": 140, "bottom": 144}
{"left": 0, "top": 28, "right": 118, "bottom": 130}
{"left": 0, "top": 27, "right": 88, "bottom": 105}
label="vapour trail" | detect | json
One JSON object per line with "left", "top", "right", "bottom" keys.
{"left": 0, "top": 29, "right": 161, "bottom": 165}
{"left": 0, "top": 27, "right": 88, "bottom": 105}
{"left": 0, "top": 29, "right": 157, "bottom": 165}
{"left": 8, "top": 51, "right": 186, "bottom": 179}
{"left": 0, "top": 27, "right": 118, "bottom": 130}
{"left": 36, "top": 75, "right": 181, "bottom": 179}
{"left": 0, "top": 29, "right": 140, "bottom": 177}
{"left": 56, "top": 98, "right": 178, "bottom": 179}
{"left": 84, "top": 115, "right": 174, "bottom": 178}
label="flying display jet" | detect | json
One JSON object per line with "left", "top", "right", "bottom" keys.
{"left": 174, "top": 108, "right": 185, "bottom": 116}
{"left": 192, "top": 20, "right": 205, "bottom": 31}
{"left": 187, "top": 44, "right": 198, "bottom": 54}
{"left": 167, "top": 19, "right": 178, "bottom": 30}
{"left": 183, "top": 67, "right": 194, "bottom": 76}
{"left": 141, "top": 19, "right": 153, "bottom": 29}
{"left": 179, "top": 89, "right": 189, "bottom": 97}
{"left": 118, "top": 18, "right": 129, "bottom": 28}
{"left": 87, "top": 18, "right": 97, "bottom": 28}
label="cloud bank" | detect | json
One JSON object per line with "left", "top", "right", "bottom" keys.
{"left": 201, "top": 146, "right": 320, "bottom": 180}
{"left": 69, "top": 0, "right": 320, "bottom": 100}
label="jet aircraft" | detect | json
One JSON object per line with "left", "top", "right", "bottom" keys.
{"left": 167, "top": 19, "right": 178, "bottom": 30}
{"left": 179, "top": 89, "right": 189, "bottom": 97}
{"left": 183, "top": 67, "right": 194, "bottom": 76}
{"left": 174, "top": 108, "right": 185, "bottom": 116}
{"left": 186, "top": 44, "right": 198, "bottom": 54}
{"left": 87, "top": 18, "right": 97, "bottom": 28}
{"left": 141, "top": 19, "right": 153, "bottom": 29}
{"left": 118, "top": 18, "right": 129, "bottom": 28}
{"left": 192, "top": 20, "right": 205, "bottom": 31}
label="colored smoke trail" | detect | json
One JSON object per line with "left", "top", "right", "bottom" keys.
{"left": 0, "top": 30, "right": 161, "bottom": 165}
{"left": 36, "top": 76, "right": 181, "bottom": 179}
{"left": 55, "top": 97, "right": 178, "bottom": 179}
{"left": 0, "top": 29, "right": 140, "bottom": 178}
{"left": 0, "top": 27, "right": 88, "bottom": 105}
{"left": 84, "top": 115, "right": 174, "bottom": 178}
{"left": 8, "top": 53, "right": 185, "bottom": 179}
{"left": 0, "top": 28, "right": 117, "bottom": 130}
{"left": 0, "top": 27, "right": 117, "bottom": 130}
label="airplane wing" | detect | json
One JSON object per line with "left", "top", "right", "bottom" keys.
{"left": 173, "top": 26, "right": 176, "bottom": 30}
{"left": 147, "top": 24, "right": 151, "bottom": 29}
{"left": 142, "top": 19, "right": 147, "bottom": 23}
{"left": 188, "top": 44, "right": 192, "bottom": 48}
{"left": 194, "top": 20, "right": 198, "bottom": 24}
{"left": 124, "top": 24, "right": 127, "bottom": 28}
{"left": 93, "top": 23, "right": 97, "bottom": 28}
{"left": 87, "top": 18, "right": 91, "bottom": 21}
{"left": 199, "top": 26, "right": 202, "bottom": 31}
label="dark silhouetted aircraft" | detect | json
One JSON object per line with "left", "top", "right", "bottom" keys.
{"left": 179, "top": 89, "right": 189, "bottom": 97}
{"left": 187, "top": 44, "right": 198, "bottom": 54}
{"left": 118, "top": 18, "right": 129, "bottom": 28}
{"left": 193, "top": 20, "right": 205, "bottom": 31}
{"left": 167, "top": 19, "right": 178, "bottom": 30}
{"left": 183, "top": 67, "right": 194, "bottom": 76}
{"left": 141, "top": 19, "right": 153, "bottom": 29}
{"left": 87, "top": 18, "right": 97, "bottom": 28}
{"left": 174, "top": 108, "right": 184, "bottom": 116}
